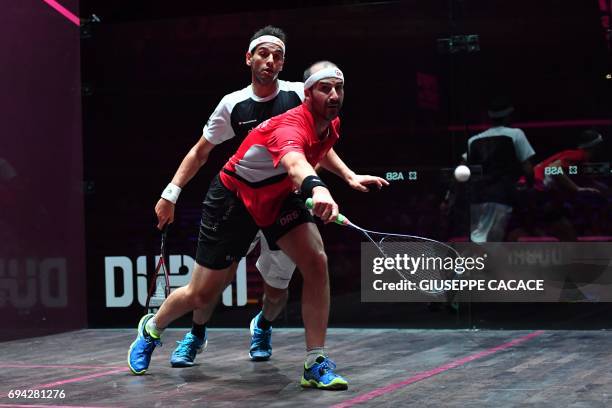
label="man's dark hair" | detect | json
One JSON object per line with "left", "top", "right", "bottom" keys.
{"left": 487, "top": 95, "right": 514, "bottom": 126}
{"left": 250, "top": 26, "right": 287, "bottom": 44}
{"left": 303, "top": 61, "right": 338, "bottom": 82}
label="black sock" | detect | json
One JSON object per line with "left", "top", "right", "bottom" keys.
{"left": 191, "top": 323, "right": 207, "bottom": 340}
{"left": 257, "top": 314, "right": 272, "bottom": 330}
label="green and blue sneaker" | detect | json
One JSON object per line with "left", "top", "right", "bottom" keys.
{"left": 301, "top": 355, "right": 348, "bottom": 390}
{"left": 127, "top": 314, "right": 161, "bottom": 375}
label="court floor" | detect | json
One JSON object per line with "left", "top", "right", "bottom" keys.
{"left": 1, "top": 328, "right": 611, "bottom": 407}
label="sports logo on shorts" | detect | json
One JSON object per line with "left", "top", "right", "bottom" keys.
{"left": 279, "top": 210, "right": 299, "bottom": 226}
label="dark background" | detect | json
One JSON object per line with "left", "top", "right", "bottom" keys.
{"left": 3, "top": 1, "right": 611, "bottom": 339}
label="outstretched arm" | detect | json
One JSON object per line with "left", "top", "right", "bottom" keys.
{"left": 155, "top": 136, "right": 216, "bottom": 229}
{"left": 280, "top": 151, "right": 338, "bottom": 224}
{"left": 547, "top": 159, "right": 600, "bottom": 194}
{"left": 319, "top": 148, "right": 389, "bottom": 191}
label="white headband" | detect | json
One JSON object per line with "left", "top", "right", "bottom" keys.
{"left": 248, "top": 35, "right": 285, "bottom": 54}
{"left": 304, "top": 67, "right": 344, "bottom": 89}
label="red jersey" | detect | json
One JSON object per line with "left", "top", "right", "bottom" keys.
{"left": 220, "top": 104, "right": 340, "bottom": 226}
{"left": 533, "top": 149, "right": 588, "bottom": 189}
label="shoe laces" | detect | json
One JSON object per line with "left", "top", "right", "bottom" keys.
{"left": 143, "top": 335, "right": 162, "bottom": 351}
{"left": 318, "top": 357, "right": 337, "bottom": 374}
{"left": 252, "top": 328, "right": 271, "bottom": 349}
{"left": 174, "top": 338, "right": 198, "bottom": 357}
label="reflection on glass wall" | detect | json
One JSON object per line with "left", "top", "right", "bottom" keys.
{"left": 1, "top": 1, "right": 86, "bottom": 341}
{"left": 82, "top": 0, "right": 612, "bottom": 329}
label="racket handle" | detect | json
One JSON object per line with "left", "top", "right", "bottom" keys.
{"left": 305, "top": 198, "right": 348, "bottom": 225}
{"left": 160, "top": 224, "right": 169, "bottom": 247}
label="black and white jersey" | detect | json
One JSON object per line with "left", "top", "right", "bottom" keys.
{"left": 203, "top": 80, "right": 304, "bottom": 145}
{"left": 467, "top": 126, "right": 535, "bottom": 205}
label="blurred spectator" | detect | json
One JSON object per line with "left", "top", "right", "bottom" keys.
{"left": 467, "top": 97, "right": 535, "bottom": 242}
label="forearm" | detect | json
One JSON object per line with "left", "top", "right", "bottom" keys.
{"left": 171, "top": 150, "right": 208, "bottom": 187}
{"left": 546, "top": 160, "right": 578, "bottom": 193}
{"left": 280, "top": 152, "right": 338, "bottom": 223}
{"left": 168, "top": 137, "right": 214, "bottom": 188}
{"left": 282, "top": 153, "right": 319, "bottom": 188}
{"left": 319, "top": 148, "right": 355, "bottom": 182}
{"left": 554, "top": 174, "right": 579, "bottom": 193}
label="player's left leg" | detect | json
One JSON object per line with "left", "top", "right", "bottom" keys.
{"left": 128, "top": 262, "right": 234, "bottom": 375}
{"left": 249, "top": 235, "right": 293, "bottom": 361}
{"left": 170, "top": 266, "right": 237, "bottom": 367}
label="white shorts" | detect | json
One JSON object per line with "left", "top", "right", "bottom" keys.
{"left": 470, "top": 202, "right": 512, "bottom": 243}
{"left": 247, "top": 231, "right": 296, "bottom": 289}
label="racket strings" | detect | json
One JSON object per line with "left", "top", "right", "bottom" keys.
{"left": 356, "top": 226, "right": 449, "bottom": 296}
{"left": 146, "top": 228, "right": 171, "bottom": 311}
{"left": 357, "top": 225, "right": 461, "bottom": 259}
{"left": 345, "top": 215, "right": 485, "bottom": 340}
{"left": 380, "top": 235, "right": 450, "bottom": 296}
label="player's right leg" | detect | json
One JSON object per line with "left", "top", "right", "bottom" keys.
{"left": 265, "top": 194, "right": 347, "bottom": 390}
{"left": 128, "top": 262, "right": 233, "bottom": 375}
{"left": 275, "top": 222, "right": 348, "bottom": 390}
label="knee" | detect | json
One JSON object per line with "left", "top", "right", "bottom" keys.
{"left": 184, "top": 283, "right": 219, "bottom": 310}
{"left": 313, "top": 250, "right": 328, "bottom": 272}
{"left": 300, "top": 250, "right": 328, "bottom": 284}
{"left": 187, "top": 264, "right": 233, "bottom": 308}
{"left": 189, "top": 289, "right": 215, "bottom": 310}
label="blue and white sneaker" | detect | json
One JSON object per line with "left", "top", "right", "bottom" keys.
{"left": 301, "top": 356, "right": 349, "bottom": 390}
{"left": 249, "top": 312, "right": 272, "bottom": 361}
{"left": 127, "top": 314, "right": 161, "bottom": 375}
{"left": 170, "top": 332, "right": 207, "bottom": 367}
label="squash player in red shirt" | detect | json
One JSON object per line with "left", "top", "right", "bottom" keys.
{"left": 129, "top": 61, "right": 388, "bottom": 390}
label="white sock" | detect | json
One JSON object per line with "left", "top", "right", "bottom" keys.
{"left": 305, "top": 347, "right": 326, "bottom": 368}
{"left": 145, "top": 317, "right": 164, "bottom": 339}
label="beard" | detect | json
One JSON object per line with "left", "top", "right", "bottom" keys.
{"left": 323, "top": 102, "right": 342, "bottom": 120}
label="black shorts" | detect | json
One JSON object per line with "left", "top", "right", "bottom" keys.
{"left": 195, "top": 174, "right": 314, "bottom": 269}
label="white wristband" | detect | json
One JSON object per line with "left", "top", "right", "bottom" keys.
{"left": 161, "top": 183, "right": 182, "bottom": 204}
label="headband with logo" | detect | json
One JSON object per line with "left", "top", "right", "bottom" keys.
{"left": 304, "top": 67, "right": 344, "bottom": 89}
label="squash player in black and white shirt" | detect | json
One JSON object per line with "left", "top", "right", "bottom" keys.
{"left": 152, "top": 26, "right": 303, "bottom": 369}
